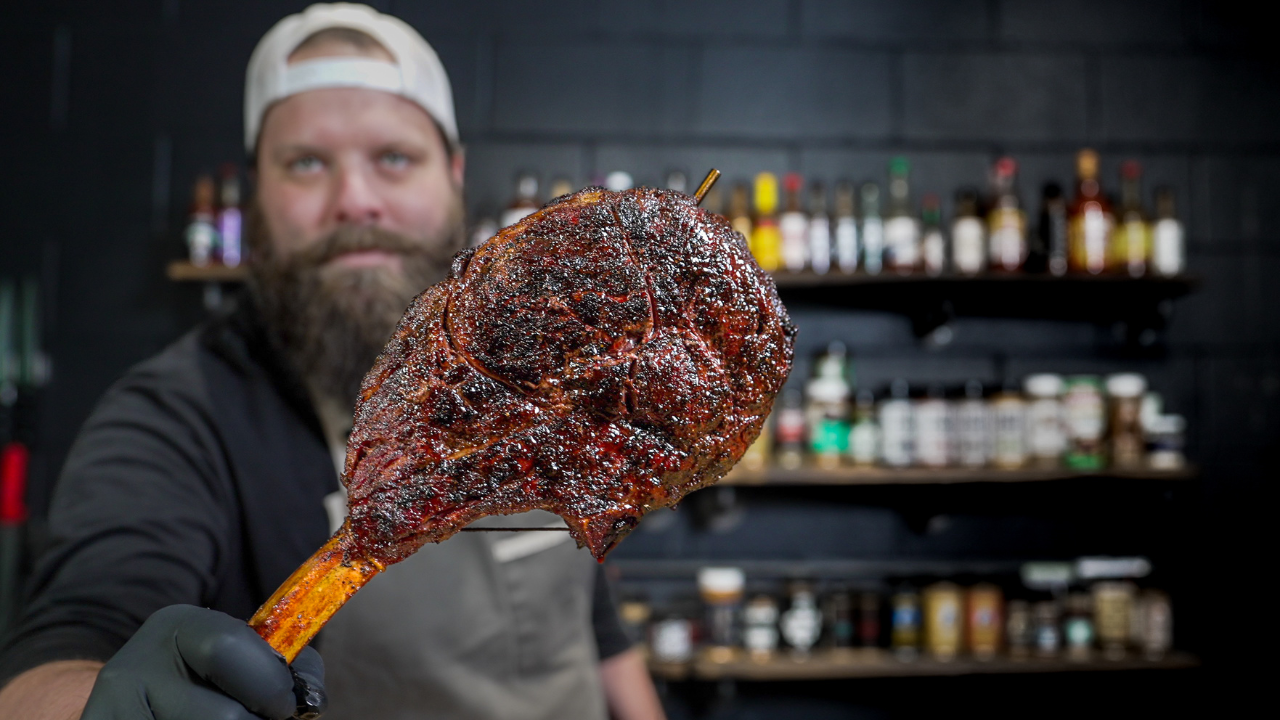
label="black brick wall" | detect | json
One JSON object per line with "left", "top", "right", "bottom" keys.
{"left": 1, "top": 1, "right": 1274, "bottom": 714}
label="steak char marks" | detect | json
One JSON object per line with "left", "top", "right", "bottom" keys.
{"left": 344, "top": 186, "right": 795, "bottom": 563}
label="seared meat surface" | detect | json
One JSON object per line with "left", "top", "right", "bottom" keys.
{"left": 344, "top": 186, "right": 795, "bottom": 562}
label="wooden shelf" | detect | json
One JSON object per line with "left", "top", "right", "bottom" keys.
{"left": 770, "top": 271, "right": 1200, "bottom": 337}
{"left": 721, "top": 464, "right": 1197, "bottom": 486}
{"left": 650, "top": 648, "right": 1199, "bottom": 682}
{"left": 166, "top": 261, "right": 248, "bottom": 283}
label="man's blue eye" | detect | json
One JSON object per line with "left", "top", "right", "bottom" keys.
{"left": 381, "top": 152, "right": 410, "bottom": 169}
{"left": 291, "top": 156, "right": 323, "bottom": 173}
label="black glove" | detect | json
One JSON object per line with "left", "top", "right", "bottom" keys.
{"left": 81, "top": 604, "right": 327, "bottom": 720}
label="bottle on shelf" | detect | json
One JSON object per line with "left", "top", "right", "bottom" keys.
{"left": 1138, "top": 589, "right": 1173, "bottom": 660}
{"left": 1033, "top": 599, "right": 1062, "bottom": 658}
{"left": 1005, "top": 599, "right": 1034, "bottom": 660}
{"left": 665, "top": 170, "right": 688, "bottom": 194}
{"left": 848, "top": 389, "right": 881, "bottom": 467}
{"left": 967, "top": 584, "right": 1004, "bottom": 661}
{"left": 702, "top": 183, "right": 726, "bottom": 218}
{"left": 216, "top": 166, "right": 242, "bottom": 268}
{"left": 500, "top": 172, "right": 540, "bottom": 227}
{"left": 698, "top": 567, "right": 745, "bottom": 663}
{"left": 1062, "top": 593, "right": 1094, "bottom": 661}
{"left": 951, "top": 188, "right": 986, "bottom": 276}
{"left": 922, "top": 581, "right": 963, "bottom": 661}
{"left": 860, "top": 183, "right": 884, "bottom": 275}
{"left": 884, "top": 157, "right": 921, "bottom": 274}
{"left": 955, "top": 380, "right": 990, "bottom": 468}
{"left": 1106, "top": 373, "right": 1148, "bottom": 469}
{"left": 548, "top": 176, "right": 574, "bottom": 199}
{"left": 780, "top": 582, "right": 822, "bottom": 658}
{"left": 890, "top": 584, "right": 921, "bottom": 661}
{"left": 879, "top": 379, "right": 913, "bottom": 468}
{"left": 1113, "top": 160, "right": 1151, "bottom": 277}
{"left": 1068, "top": 149, "right": 1114, "bottom": 275}
{"left": 1062, "top": 375, "right": 1106, "bottom": 470}
{"left": 1024, "top": 374, "right": 1066, "bottom": 468}
{"left": 833, "top": 181, "right": 859, "bottom": 273}
{"left": 1152, "top": 186, "right": 1186, "bottom": 277}
{"left": 728, "top": 182, "right": 752, "bottom": 238}
{"left": 987, "top": 157, "right": 1027, "bottom": 272}
{"left": 779, "top": 173, "right": 809, "bottom": 272}
{"left": 920, "top": 193, "right": 946, "bottom": 277}
{"left": 805, "top": 342, "right": 851, "bottom": 470}
{"left": 1092, "top": 581, "right": 1135, "bottom": 660}
{"left": 738, "top": 406, "right": 772, "bottom": 471}
{"left": 605, "top": 171, "right": 633, "bottom": 192}
{"left": 1036, "top": 182, "right": 1070, "bottom": 276}
{"left": 856, "top": 591, "right": 882, "bottom": 648}
{"left": 913, "top": 384, "right": 950, "bottom": 468}
{"left": 742, "top": 595, "right": 780, "bottom": 661}
{"left": 823, "top": 588, "right": 855, "bottom": 650}
{"left": 773, "top": 388, "right": 806, "bottom": 470}
{"left": 807, "top": 181, "right": 832, "bottom": 275}
{"left": 185, "top": 174, "right": 220, "bottom": 268}
{"left": 751, "top": 173, "right": 783, "bottom": 272}
{"left": 990, "top": 385, "right": 1028, "bottom": 469}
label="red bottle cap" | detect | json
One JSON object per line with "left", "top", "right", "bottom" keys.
{"left": 1121, "top": 160, "right": 1142, "bottom": 179}
{"left": 1, "top": 442, "right": 30, "bottom": 525}
{"left": 783, "top": 172, "right": 804, "bottom": 194}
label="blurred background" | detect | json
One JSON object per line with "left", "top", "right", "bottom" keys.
{"left": 1, "top": 1, "right": 1276, "bottom": 717}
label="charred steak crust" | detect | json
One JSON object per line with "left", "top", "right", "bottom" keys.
{"left": 343, "top": 187, "right": 795, "bottom": 563}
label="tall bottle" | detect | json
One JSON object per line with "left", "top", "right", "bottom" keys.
{"left": 805, "top": 342, "right": 851, "bottom": 470}
{"left": 861, "top": 183, "right": 884, "bottom": 275}
{"left": 987, "top": 157, "right": 1026, "bottom": 272}
{"left": 884, "top": 158, "right": 920, "bottom": 274}
{"left": 779, "top": 173, "right": 810, "bottom": 272}
{"left": 773, "top": 388, "right": 807, "bottom": 469}
{"left": 807, "top": 182, "right": 832, "bottom": 275}
{"left": 548, "top": 176, "right": 575, "bottom": 199}
{"left": 1036, "top": 182, "right": 1069, "bottom": 276}
{"left": 751, "top": 173, "right": 783, "bottom": 272}
{"left": 500, "top": 172, "right": 540, "bottom": 227}
{"left": 727, "top": 182, "right": 752, "bottom": 238}
{"left": 1152, "top": 187, "right": 1186, "bottom": 276}
{"left": 1067, "top": 149, "right": 1114, "bottom": 275}
{"left": 185, "top": 174, "right": 219, "bottom": 268}
{"left": 920, "top": 193, "right": 946, "bottom": 277}
{"left": 951, "top": 188, "right": 986, "bottom": 276}
{"left": 833, "top": 181, "right": 859, "bottom": 273}
{"left": 216, "top": 166, "right": 242, "bottom": 267}
{"left": 1112, "top": 160, "right": 1151, "bottom": 277}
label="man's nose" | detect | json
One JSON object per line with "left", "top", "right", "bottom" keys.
{"left": 332, "top": 167, "right": 383, "bottom": 226}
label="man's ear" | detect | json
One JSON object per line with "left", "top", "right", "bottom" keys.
{"left": 450, "top": 146, "right": 466, "bottom": 189}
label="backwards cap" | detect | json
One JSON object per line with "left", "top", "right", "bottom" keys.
{"left": 244, "top": 3, "right": 457, "bottom": 153}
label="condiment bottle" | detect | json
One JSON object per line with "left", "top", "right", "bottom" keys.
{"left": 805, "top": 342, "right": 851, "bottom": 470}
{"left": 742, "top": 595, "right": 780, "bottom": 662}
{"left": 751, "top": 173, "right": 783, "bottom": 272}
{"left": 922, "top": 581, "right": 963, "bottom": 661}
{"left": 990, "top": 388, "right": 1027, "bottom": 469}
{"left": 1112, "top": 160, "right": 1151, "bottom": 277}
{"left": 807, "top": 181, "right": 832, "bottom": 275}
{"left": 951, "top": 188, "right": 986, "bottom": 276}
{"left": 727, "top": 182, "right": 753, "bottom": 239}
{"left": 1005, "top": 599, "right": 1034, "bottom": 660}
{"left": 774, "top": 388, "right": 807, "bottom": 470}
{"left": 823, "top": 588, "right": 855, "bottom": 649}
{"left": 1063, "top": 592, "right": 1095, "bottom": 661}
{"left": 1036, "top": 182, "right": 1069, "bottom": 276}
{"left": 966, "top": 583, "right": 1004, "bottom": 661}
{"left": 1152, "top": 187, "right": 1186, "bottom": 276}
{"left": 501, "top": 172, "right": 540, "bottom": 227}
{"left": 920, "top": 193, "right": 946, "bottom": 277}
{"left": 1139, "top": 589, "right": 1173, "bottom": 660}
{"left": 1092, "top": 581, "right": 1134, "bottom": 660}
{"left": 833, "top": 181, "right": 859, "bottom": 273}
{"left": 884, "top": 157, "right": 921, "bottom": 274}
{"left": 879, "top": 379, "right": 914, "bottom": 468}
{"left": 548, "top": 176, "right": 575, "bottom": 199}
{"left": 779, "top": 172, "right": 809, "bottom": 272}
{"left": 780, "top": 582, "right": 822, "bottom": 658}
{"left": 185, "top": 174, "right": 219, "bottom": 268}
{"left": 860, "top": 183, "right": 884, "bottom": 275}
{"left": 664, "top": 170, "right": 688, "bottom": 194}
{"left": 955, "top": 380, "right": 990, "bottom": 467}
{"left": 698, "top": 567, "right": 745, "bottom": 663}
{"left": 848, "top": 389, "right": 881, "bottom": 467}
{"left": 891, "top": 585, "right": 921, "bottom": 660}
{"left": 1024, "top": 373, "right": 1066, "bottom": 468}
{"left": 1062, "top": 376, "right": 1106, "bottom": 470}
{"left": 1145, "top": 414, "right": 1186, "bottom": 470}
{"left": 604, "top": 171, "right": 633, "bottom": 192}
{"left": 650, "top": 609, "right": 695, "bottom": 664}
{"left": 987, "top": 157, "right": 1027, "bottom": 272}
{"left": 913, "top": 384, "right": 951, "bottom": 468}
{"left": 1033, "top": 599, "right": 1062, "bottom": 658}
{"left": 216, "top": 166, "right": 242, "bottom": 268}
{"left": 1105, "top": 373, "right": 1148, "bottom": 469}
{"left": 1068, "top": 149, "right": 1114, "bottom": 275}
{"left": 857, "top": 591, "right": 882, "bottom": 648}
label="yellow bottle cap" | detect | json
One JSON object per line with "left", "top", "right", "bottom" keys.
{"left": 754, "top": 172, "right": 778, "bottom": 215}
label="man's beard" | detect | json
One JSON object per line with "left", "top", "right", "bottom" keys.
{"left": 247, "top": 197, "right": 466, "bottom": 409}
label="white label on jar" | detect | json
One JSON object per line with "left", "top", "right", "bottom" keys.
{"left": 992, "top": 400, "right": 1026, "bottom": 466}
{"left": 835, "top": 217, "right": 858, "bottom": 272}
{"left": 849, "top": 420, "right": 881, "bottom": 465}
{"left": 1063, "top": 388, "right": 1105, "bottom": 440}
{"left": 884, "top": 216, "right": 920, "bottom": 270}
{"left": 1025, "top": 398, "right": 1066, "bottom": 459}
{"left": 923, "top": 228, "right": 946, "bottom": 275}
{"left": 780, "top": 211, "right": 809, "bottom": 271}
{"left": 808, "top": 216, "right": 831, "bottom": 274}
{"left": 952, "top": 217, "right": 985, "bottom": 274}
{"left": 862, "top": 218, "right": 884, "bottom": 275}
{"left": 1153, "top": 218, "right": 1184, "bottom": 276}
{"left": 955, "top": 400, "right": 989, "bottom": 466}
{"left": 988, "top": 210, "right": 1026, "bottom": 271}
{"left": 879, "top": 400, "right": 913, "bottom": 466}
{"left": 914, "top": 400, "right": 950, "bottom": 467}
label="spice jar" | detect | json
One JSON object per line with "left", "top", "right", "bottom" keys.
{"left": 955, "top": 380, "right": 989, "bottom": 467}
{"left": 1093, "top": 581, "right": 1135, "bottom": 660}
{"left": 991, "top": 390, "right": 1027, "bottom": 469}
{"left": 891, "top": 585, "right": 921, "bottom": 660}
{"left": 1105, "top": 373, "right": 1148, "bottom": 469}
{"left": 914, "top": 384, "right": 951, "bottom": 468}
{"left": 1146, "top": 414, "right": 1186, "bottom": 470}
{"left": 698, "top": 567, "right": 745, "bottom": 663}
{"left": 1063, "top": 376, "right": 1106, "bottom": 470}
{"left": 879, "top": 380, "right": 914, "bottom": 468}
{"left": 967, "top": 584, "right": 1004, "bottom": 660}
{"left": 922, "top": 582, "right": 963, "bottom": 661}
{"left": 743, "top": 595, "right": 780, "bottom": 662}
{"left": 1024, "top": 374, "right": 1066, "bottom": 467}
{"left": 1005, "top": 600, "right": 1033, "bottom": 660}
{"left": 1139, "top": 589, "right": 1173, "bottom": 660}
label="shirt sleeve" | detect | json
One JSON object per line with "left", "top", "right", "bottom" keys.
{"left": 0, "top": 352, "right": 238, "bottom": 685}
{"left": 590, "top": 564, "right": 634, "bottom": 661}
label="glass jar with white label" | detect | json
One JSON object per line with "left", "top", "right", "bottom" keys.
{"left": 1024, "top": 373, "right": 1066, "bottom": 467}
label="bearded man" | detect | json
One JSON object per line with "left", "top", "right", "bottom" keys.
{"left": 0, "top": 5, "right": 664, "bottom": 720}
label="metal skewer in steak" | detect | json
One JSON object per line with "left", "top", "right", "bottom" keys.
{"left": 250, "top": 174, "right": 795, "bottom": 661}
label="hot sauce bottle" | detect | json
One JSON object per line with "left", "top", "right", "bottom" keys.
{"left": 779, "top": 173, "right": 809, "bottom": 272}
{"left": 1112, "top": 160, "right": 1151, "bottom": 277}
{"left": 727, "top": 182, "right": 753, "bottom": 240}
{"left": 951, "top": 189, "right": 986, "bottom": 276}
{"left": 807, "top": 181, "right": 832, "bottom": 275}
{"left": 1068, "top": 149, "right": 1114, "bottom": 275}
{"left": 861, "top": 183, "right": 884, "bottom": 275}
{"left": 750, "top": 173, "right": 783, "bottom": 272}
{"left": 920, "top": 194, "right": 946, "bottom": 277}
{"left": 884, "top": 157, "right": 920, "bottom": 274}
{"left": 987, "top": 157, "right": 1027, "bottom": 272}
{"left": 833, "top": 181, "right": 859, "bottom": 273}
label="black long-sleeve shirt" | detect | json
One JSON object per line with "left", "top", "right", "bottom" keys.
{"left": 0, "top": 299, "right": 630, "bottom": 688}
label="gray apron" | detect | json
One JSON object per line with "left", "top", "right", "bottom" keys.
{"left": 318, "top": 509, "right": 608, "bottom": 720}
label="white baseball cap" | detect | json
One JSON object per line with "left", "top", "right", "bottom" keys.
{"left": 244, "top": 3, "right": 458, "bottom": 154}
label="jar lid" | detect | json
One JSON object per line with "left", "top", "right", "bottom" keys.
{"left": 698, "top": 567, "right": 745, "bottom": 595}
{"left": 1105, "top": 373, "right": 1148, "bottom": 398}
{"left": 1024, "top": 373, "right": 1064, "bottom": 397}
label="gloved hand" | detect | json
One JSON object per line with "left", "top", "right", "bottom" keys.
{"left": 81, "top": 604, "right": 326, "bottom": 719}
